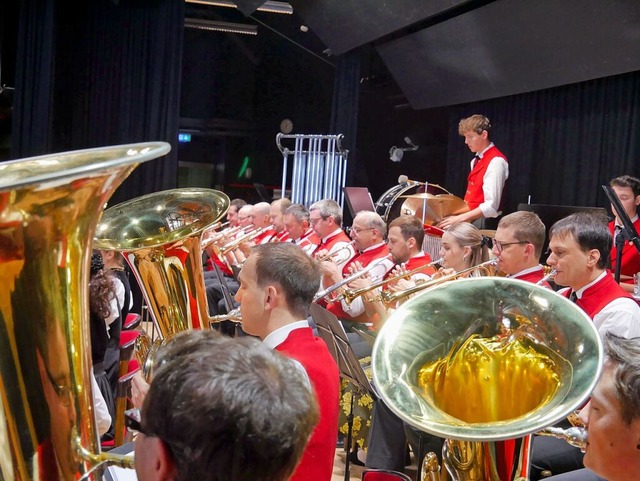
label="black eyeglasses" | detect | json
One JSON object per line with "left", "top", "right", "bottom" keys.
{"left": 493, "top": 240, "right": 530, "bottom": 253}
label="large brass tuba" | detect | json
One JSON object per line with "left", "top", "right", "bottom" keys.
{"left": 0, "top": 142, "right": 170, "bottom": 480}
{"left": 93, "top": 188, "right": 229, "bottom": 378}
{"left": 372, "top": 277, "right": 603, "bottom": 481}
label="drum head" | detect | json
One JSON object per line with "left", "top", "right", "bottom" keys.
{"left": 375, "top": 182, "right": 446, "bottom": 222}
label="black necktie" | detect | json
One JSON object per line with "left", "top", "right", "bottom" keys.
{"left": 569, "top": 291, "right": 578, "bottom": 303}
{"left": 472, "top": 154, "right": 480, "bottom": 169}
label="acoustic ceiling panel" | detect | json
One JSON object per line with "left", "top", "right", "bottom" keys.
{"left": 291, "top": 0, "right": 468, "bottom": 55}
{"left": 377, "top": 0, "right": 640, "bottom": 109}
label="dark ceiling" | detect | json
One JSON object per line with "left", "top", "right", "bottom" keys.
{"left": 280, "top": 0, "right": 640, "bottom": 109}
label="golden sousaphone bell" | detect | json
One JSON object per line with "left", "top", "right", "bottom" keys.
{"left": 93, "top": 188, "right": 230, "bottom": 379}
{"left": 0, "top": 142, "right": 170, "bottom": 480}
{"left": 372, "top": 277, "right": 603, "bottom": 481}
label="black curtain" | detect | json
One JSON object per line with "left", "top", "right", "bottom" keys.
{"left": 12, "top": 0, "right": 184, "bottom": 204}
{"left": 445, "top": 70, "right": 640, "bottom": 217}
{"left": 330, "top": 49, "right": 361, "bottom": 188}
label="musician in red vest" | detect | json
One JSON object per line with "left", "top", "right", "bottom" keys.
{"left": 608, "top": 175, "right": 640, "bottom": 293}
{"left": 284, "top": 203, "right": 321, "bottom": 256}
{"left": 235, "top": 243, "right": 340, "bottom": 481}
{"left": 309, "top": 198, "right": 355, "bottom": 268}
{"left": 531, "top": 212, "right": 640, "bottom": 481}
{"left": 439, "top": 114, "right": 508, "bottom": 230}
{"left": 492, "top": 211, "right": 550, "bottom": 286}
{"left": 269, "top": 198, "right": 293, "bottom": 243}
{"left": 320, "top": 211, "right": 394, "bottom": 325}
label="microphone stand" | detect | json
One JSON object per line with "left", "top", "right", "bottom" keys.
{"left": 601, "top": 185, "right": 640, "bottom": 283}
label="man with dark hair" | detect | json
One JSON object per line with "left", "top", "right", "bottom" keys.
{"left": 134, "top": 330, "right": 319, "bottom": 481}
{"left": 439, "top": 114, "right": 508, "bottom": 229}
{"left": 608, "top": 175, "right": 640, "bottom": 292}
{"left": 546, "top": 212, "right": 640, "bottom": 337}
{"left": 492, "top": 211, "right": 549, "bottom": 284}
{"left": 531, "top": 212, "right": 640, "bottom": 480}
{"left": 542, "top": 333, "right": 640, "bottom": 481}
{"left": 235, "top": 243, "right": 340, "bottom": 481}
{"left": 227, "top": 198, "right": 247, "bottom": 227}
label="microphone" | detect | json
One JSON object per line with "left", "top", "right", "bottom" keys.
{"left": 398, "top": 175, "right": 425, "bottom": 185}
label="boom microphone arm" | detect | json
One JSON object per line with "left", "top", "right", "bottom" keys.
{"left": 601, "top": 184, "right": 640, "bottom": 282}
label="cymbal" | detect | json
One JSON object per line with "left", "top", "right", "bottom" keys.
{"left": 399, "top": 193, "right": 436, "bottom": 199}
{"left": 478, "top": 229, "right": 497, "bottom": 238}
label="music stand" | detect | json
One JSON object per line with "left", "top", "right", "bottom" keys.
{"left": 310, "top": 303, "right": 377, "bottom": 481}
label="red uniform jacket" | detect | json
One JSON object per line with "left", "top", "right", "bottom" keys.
{"left": 311, "top": 230, "right": 352, "bottom": 257}
{"left": 561, "top": 272, "right": 633, "bottom": 319}
{"left": 512, "top": 266, "right": 550, "bottom": 288}
{"left": 275, "top": 328, "right": 340, "bottom": 481}
{"left": 464, "top": 145, "right": 508, "bottom": 210}
{"left": 609, "top": 218, "right": 640, "bottom": 284}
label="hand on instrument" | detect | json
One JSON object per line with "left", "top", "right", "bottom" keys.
{"left": 389, "top": 263, "right": 409, "bottom": 279}
{"left": 433, "top": 267, "right": 455, "bottom": 279}
{"left": 388, "top": 277, "right": 415, "bottom": 292}
{"left": 437, "top": 214, "right": 464, "bottom": 230}
{"left": 347, "top": 260, "right": 365, "bottom": 275}
{"left": 319, "top": 259, "right": 343, "bottom": 284}
{"left": 348, "top": 272, "right": 373, "bottom": 290}
{"left": 131, "top": 371, "right": 150, "bottom": 409}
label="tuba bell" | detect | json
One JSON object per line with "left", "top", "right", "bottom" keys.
{"left": 372, "top": 277, "right": 603, "bottom": 481}
{"left": 0, "top": 142, "right": 170, "bottom": 480}
{"left": 93, "top": 188, "right": 229, "bottom": 379}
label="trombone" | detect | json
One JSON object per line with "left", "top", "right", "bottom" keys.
{"left": 313, "top": 254, "right": 393, "bottom": 302}
{"left": 378, "top": 258, "right": 498, "bottom": 305}
{"left": 338, "top": 257, "right": 443, "bottom": 305}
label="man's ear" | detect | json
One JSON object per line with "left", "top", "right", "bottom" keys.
{"left": 264, "top": 285, "right": 279, "bottom": 310}
{"left": 155, "top": 438, "right": 177, "bottom": 481}
{"left": 587, "top": 248, "right": 601, "bottom": 268}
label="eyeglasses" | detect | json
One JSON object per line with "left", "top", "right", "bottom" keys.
{"left": 44, "top": 366, "right": 73, "bottom": 407}
{"left": 350, "top": 227, "right": 374, "bottom": 234}
{"left": 309, "top": 216, "right": 326, "bottom": 225}
{"left": 125, "top": 408, "right": 149, "bottom": 435}
{"left": 493, "top": 240, "right": 530, "bottom": 253}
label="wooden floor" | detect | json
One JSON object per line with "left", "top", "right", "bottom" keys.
{"left": 332, "top": 449, "right": 366, "bottom": 481}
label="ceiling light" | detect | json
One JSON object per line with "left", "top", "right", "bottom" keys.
{"left": 184, "top": 18, "right": 258, "bottom": 35}
{"left": 185, "top": 0, "right": 293, "bottom": 15}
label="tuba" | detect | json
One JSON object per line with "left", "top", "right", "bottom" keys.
{"left": 372, "top": 277, "right": 602, "bottom": 481}
{"left": 93, "top": 188, "right": 229, "bottom": 378}
{"left": 0, "top": 142, "right": 170, "bottom": 480}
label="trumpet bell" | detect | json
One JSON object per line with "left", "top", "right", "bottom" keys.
{"left": 372, "top": 277, "right": 602, "bottom": 442}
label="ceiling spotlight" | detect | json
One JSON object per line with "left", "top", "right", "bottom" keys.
{"left": 389, "top": 137, "right": 419, "bottom": 162}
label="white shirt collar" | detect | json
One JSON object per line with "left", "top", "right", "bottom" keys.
{"left": 362, "top": 241, "right": 386, "bottom": 253}
{"left": 263, "top": 320, "right": 309, "bottom": 349}
{"left": 322, "top": 228, "right": 344, "bottom": 243}
{"left": 615, "top": 215, "right": 639, "bottom": 228}
{"left": 507, "top": 265, "right": 543, "bottom": 279}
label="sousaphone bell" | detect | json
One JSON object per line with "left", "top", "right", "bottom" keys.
{"left": 372, "top": 277, "right": 602, "bottom": 481}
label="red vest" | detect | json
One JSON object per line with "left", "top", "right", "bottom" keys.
{"left": 254, "top": 228, "right": 277, "bottom": 245}
{"left": 609, "top": 218, "right": 640, "bottom": 283}
{"left": 311, "top": 230, "right": 351, "bottom": 257}
{"left": 275, "top": 328, "right": 339, "bottom": 481}
{"left": 562, "top": 272, "right": 634, "bottom": 319}
{"left": 327, "top": 244, "right": 391, "bottom": 321}
{"left": 513, "top": 266, "right": 550, "bottom": 288}
{"left": 297, "top": 229, "right": 321, "bottom": 250}
{"left": 464, "top": 145, "right": 508, "bottom": 210}
{"left": 274, "top": 230, "right": 292, "bottom": 243}
{"left": 404, "top": 252, "right": 435, "bottom": 276}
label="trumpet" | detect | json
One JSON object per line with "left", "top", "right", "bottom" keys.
{"left": 339, "top": 257, "right": 443, "bottom": 305}
{"left": 378, "top": 258, "right": 498, "bottom": 305}
{"left": 315, "top": 240, "right": 355, "bottom": 262}
{"left": 211, "top": 224, "right": 275, "bottom": 257}
{"left": 313, "top": 254, "right": 393, "bottom": 302}
{"left": 202, "top": 224, "right": 245, "bottom": 249}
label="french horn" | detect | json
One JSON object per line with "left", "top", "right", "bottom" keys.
{"left": 93, "top": 188, "right": 229, "bottom": 379}
{"left": 372, "top": 277, "right": 603, "bottom": 481}
{"left": 0, "top": 142, "right": 170, "bottom": 480}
